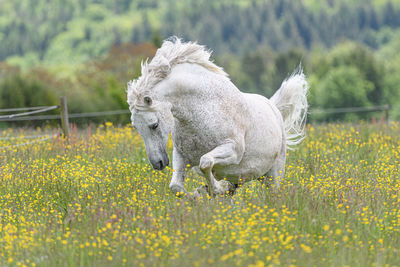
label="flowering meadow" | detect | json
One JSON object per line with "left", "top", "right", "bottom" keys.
{"left": 0, "top": 122, "right": 399, "bottom": 266}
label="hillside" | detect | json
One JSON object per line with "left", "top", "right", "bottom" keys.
{"left": 2, "top": 0, "right": 400, "bottom": 66}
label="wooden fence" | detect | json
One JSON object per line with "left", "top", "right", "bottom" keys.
{"left": 0, "top": 98, "right": 393, "bottom": 141}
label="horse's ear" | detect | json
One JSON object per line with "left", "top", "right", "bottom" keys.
{"left": 144, "top": 96, "right": 152, "bottom": 106}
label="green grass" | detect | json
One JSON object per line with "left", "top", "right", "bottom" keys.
{"left": 0, "top": 122, "right": 399, "bottom": 266}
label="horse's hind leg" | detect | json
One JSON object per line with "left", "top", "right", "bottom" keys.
{"left": 265, "top": 145, "right": 286, "bottom": 190}
{"left": 199, "top": 139, "right": 244, "bottom": 196}
{"left": 265, "top": 165, "right": 284, "bottom": 189}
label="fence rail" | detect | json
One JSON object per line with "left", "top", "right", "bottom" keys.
{"left": 310, "top": 105, "right": 389, "bottom": 114}
{"left": 310, "top": 104, "right": 390, "bottom": 123}
{"left": 0, "top": 105, "right": 59, "bottom": 120}
{"left": 0, "top": 97, "right": 71, "bottom": 136}
{"left": 0, "top": 101, "right": 391, "bottom": 127}
{"left": 0, "top": 106, "right": 52, "bottom": 113}
{"left": 0, "top": 109, "right": 130, "bottom": 121}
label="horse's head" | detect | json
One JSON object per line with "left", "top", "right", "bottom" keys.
{"left": 127, "top": 91, "right": 173, "bottom": 170}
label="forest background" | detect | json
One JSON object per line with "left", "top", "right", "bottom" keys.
{"left": 1, "top": 0, "right": 400, "bottom": 123}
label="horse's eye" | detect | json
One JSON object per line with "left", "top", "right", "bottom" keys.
{"left": 150, "top": 122, "right": 159, "bottom": 130}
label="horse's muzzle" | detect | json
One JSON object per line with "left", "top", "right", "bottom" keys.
{"left": 151, "top": 154, "right": 169, "bottom": 170}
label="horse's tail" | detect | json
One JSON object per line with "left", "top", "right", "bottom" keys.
{"left": 270, "top": 67, "right": 309, "bottom": 149}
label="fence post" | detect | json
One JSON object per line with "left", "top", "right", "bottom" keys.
{"left": 385, "top": 104, "right": 389, "bottom": 125}
{"left": 60, "top": 96, "right": 69, "bottom": 137}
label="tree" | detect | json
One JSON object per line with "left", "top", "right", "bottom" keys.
{"left": 241, "top": 51, "right": 266, "bottom": 93}
{"left": 152, "top": 30, "right": 162, "bottom": 48}
{"left": 0, "top": 75, "right": 57, "bottom": 109}
{"left": 315, "top": 66, "right": 374, "bottom": 121}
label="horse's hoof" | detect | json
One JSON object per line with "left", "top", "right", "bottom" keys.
{"left": 196, "top": 185, "right": 209, "bottom": 195}
{"left": 169, "top": 184, "right": 186, "bottom": 197}
{"left": 188, "top": 190, "right": 201, "bottom": 201}
{"left": 217, "top": 180, "right": 236, "bottom": 195}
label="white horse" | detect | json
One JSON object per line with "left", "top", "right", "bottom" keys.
{"left": 127, "top": 38, "right": 308, "bottom": 197}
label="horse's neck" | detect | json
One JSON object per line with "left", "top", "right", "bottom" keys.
{"left": 155, "top": 63, "right": 245, "bottom": 130}
{"left": 156, "top": 64, "right": 225, "bottom": 116}
{"left": 168, "top": 63, "right": 238, "bottom": 99}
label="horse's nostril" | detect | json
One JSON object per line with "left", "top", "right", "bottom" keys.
{"left": 159, "top": 160, "right": 163, "bottom": 169}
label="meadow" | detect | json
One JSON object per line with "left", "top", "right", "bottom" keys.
{"left": 0, "top": 122, "right": 399, "bottom": 266}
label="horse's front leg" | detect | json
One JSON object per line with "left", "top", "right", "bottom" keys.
{"left": 169, "top": 147, "right": 188, "bottom": 196}
{"left": 199, "top": 138, "right": 244, "bottom": 196}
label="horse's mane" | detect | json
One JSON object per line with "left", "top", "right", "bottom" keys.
{"left": 127, "top": 37, "right": 228, "bottom": 100}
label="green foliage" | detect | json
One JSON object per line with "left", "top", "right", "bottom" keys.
{"left": 0, "top": 42, "right": 158, "bottom": 125}
{"left": 326, "top": 43, "right": 385, "bottom": 104}
{"left": 1, "top": 0, "right": 400, "bottom": 122}
{"left": 0, "top": 74, "right": 57, "bottom": 108}
{"left": 377, "top": 29, "right": 400, "bottom": 118}
{"left": 265, "top": 50, "right": 304, "bottom": 94}
{"left": 306, "top": 41, "right": 398, "bottom": 121}
{"left": 314, "top": 66, "right": 374, "bottom": 121}
{"left": 151, "top": 30, "right": 162, "bottom": 48}
{"left": 2, "top": 0, "right": 400, "bottom": 66}
{"left": 218, "top": 48, "right": 303, "bottom": 98}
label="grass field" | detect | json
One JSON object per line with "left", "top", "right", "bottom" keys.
{"left": 0, "top": 122, "right": 399, "bottom": 266}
